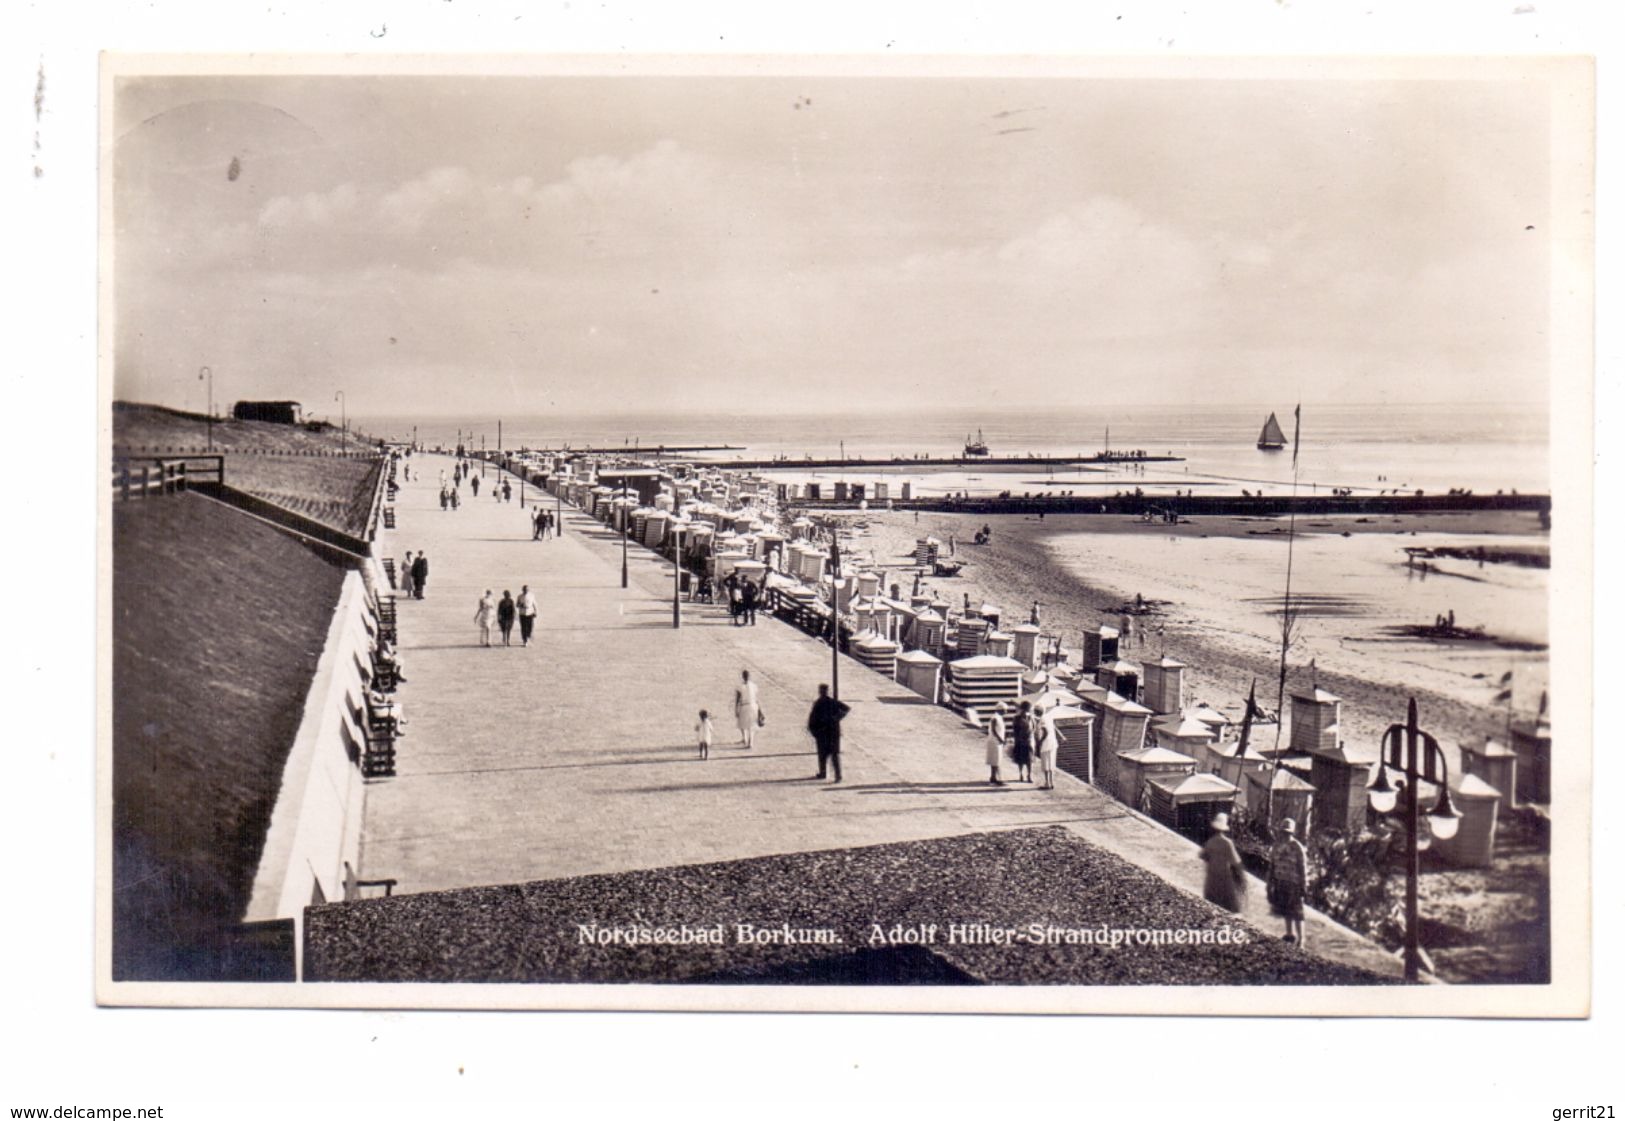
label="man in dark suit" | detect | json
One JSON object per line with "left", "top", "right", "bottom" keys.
{"left": 411, "top": 553, "right": 429, "bottom": 600}
{"left": 807, "top": 683, "right": 851, "bottom": 783}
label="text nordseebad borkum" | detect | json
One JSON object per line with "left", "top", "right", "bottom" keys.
{"left": 574, "top": 923, "right": 1249, "bottom": 948}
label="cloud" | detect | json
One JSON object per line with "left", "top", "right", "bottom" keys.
{"left": 217, "top": 140, "right": 732, "bottom": 275}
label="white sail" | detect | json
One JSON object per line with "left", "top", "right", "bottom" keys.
{"left": 1258, "top": 413, "right": 1287, "bottom": 449}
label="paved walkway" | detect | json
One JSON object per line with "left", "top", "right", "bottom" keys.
{"left": 364, "top": 453, "right": 1402, "bottom": 978}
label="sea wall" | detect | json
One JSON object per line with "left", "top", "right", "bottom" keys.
{"left": 243, "top": 568, "right": 374, "bottom": 976}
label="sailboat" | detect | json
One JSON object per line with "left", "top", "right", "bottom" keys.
{"left": 963, "top": 428, "right": 990, "bottom": 457}
{"left": 1257, "top": 412, "right": 1287, "bottom": 451}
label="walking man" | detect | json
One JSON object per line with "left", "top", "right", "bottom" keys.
{"left": 497, "top": 589, "right": 516, "bottom": 646}
{"left": 411, "top": 552, "right": 428, "bottom": 600}
{"left": 807, "top": 683, "right": 850, "bottom": 782}
{"left": 516, "top": 584, "right": 538, "bottom": 647}
{"left": 741, "top": 579, "right": 759, "bottom": 626}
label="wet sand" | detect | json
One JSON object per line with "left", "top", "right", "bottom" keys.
{"left": 832, "top": 508, "right": 1550, "bottom": 759}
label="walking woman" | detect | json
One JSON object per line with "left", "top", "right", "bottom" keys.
{"left": 1199, "top": 813, "right": 1246, "bottom": 914}
{"left": 1010, "top": 700, "right": 1036, "bottom": 783}
{"left": 734, "top": 669, "right": 760, "bottom": 749}
{"left": 1036, "top": 711, "right": 1060, "bottom": 790}
{"left": 473, "top": 589, "right": 498, "bottom": 647}
{"left": 985, "top": 701, "right": 1008, "bottom": 785}
{"left": 400, "top": 551, "right": 416, "bottom": 599}
{"left": 497, "top": 589, "right": 516, "bottom": 647}
{"left": 1267, "top": 818, "right": 1309, "bottom": 944}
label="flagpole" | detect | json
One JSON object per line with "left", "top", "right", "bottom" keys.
{"left": 1267, "top": 405, "right": 1302, "bottom": 831}
{"left": 829, "top": 534, "right": 842, "bottom": 701}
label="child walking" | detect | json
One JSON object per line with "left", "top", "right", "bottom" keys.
{"left": 696, "top": 710, "right": 714, "bottom": 760}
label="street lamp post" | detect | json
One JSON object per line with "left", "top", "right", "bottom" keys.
{"left": 198, "top": 366, "right": 213, "bottom": 451}
{"left": 829, "top": 535, "right": 842, "bottom": 700}
{"left": 1367, "top": 697, "right": 1462, "bottom": 982}
{"left": 620, "top": 477, "right": 630, "bottom": 589}
{"left": 334, "top": 390, "right": 347, "bottom": 454}
{"left": 672, "top": 523, "right": 684, "bottom": 629}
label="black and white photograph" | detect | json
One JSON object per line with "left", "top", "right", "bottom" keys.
{"left": 98, "top": 53, "right": 1591, "bottom": 1014}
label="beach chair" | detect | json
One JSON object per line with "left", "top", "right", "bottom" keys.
{"left": 370, "top": 653, "right": 402, "bottom": 693}
{"left": 364, "top": 692, "right": 406, "bottom": 738}
{"left": 343, "top": 862, "right": 398, "bottom": 900}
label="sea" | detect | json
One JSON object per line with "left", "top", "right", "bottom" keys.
{"left": 355, "top": 402, "right": 1551, "bottom": 500}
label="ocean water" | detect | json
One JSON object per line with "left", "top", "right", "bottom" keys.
{"left": 355, "top": 402, "right": 1550, "bottom": 499}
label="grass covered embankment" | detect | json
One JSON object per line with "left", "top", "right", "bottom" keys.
{"left": 113, "top": 401, "right": 382, "bottom": 536}
{"left": 112, "top": 493, "right": 346, "bottom": 980}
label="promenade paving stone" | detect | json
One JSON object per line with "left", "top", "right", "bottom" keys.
{"left": 364, "top": 453, "right": 1402, "bottom": 979}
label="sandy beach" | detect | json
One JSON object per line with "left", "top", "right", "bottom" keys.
{"left": 831, "top": 507, "right": 1550, "bottom": 761}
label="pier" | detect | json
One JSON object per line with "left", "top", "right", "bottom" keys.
{"left": 357, "top": 453, "right": 1401, "bottom": 978}
{"left": 800, "top": 491, "right": 1551, "bottom": 517}
{"left": 522, "top": 444, "right": 744, "bottom": 455}
{"left": 662, "top": 453, "right": 1185, "bottom": 470}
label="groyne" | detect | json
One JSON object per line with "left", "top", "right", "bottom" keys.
{"left": 800, "top": 491, "right": 1551, "bottom": 518}
{"left": 672, "top": 453, "right": 1183, "bottom": 470}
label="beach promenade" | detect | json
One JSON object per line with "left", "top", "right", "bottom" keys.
{"left": 363, "top": 453, "right": 1402, "bottom": 979}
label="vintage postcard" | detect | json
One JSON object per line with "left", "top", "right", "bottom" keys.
{"left": 98, "top": 53, "right": 1593, "bottom": 1014}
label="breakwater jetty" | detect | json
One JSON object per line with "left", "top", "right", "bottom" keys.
{"left": 534, "top": 444, "right": 744, "bottom": 455}
{"left": 675, "top": 453, "right": 1183, "bottom": 470}
{"left": 801, "top": 491, "right": 1551, "bottom": 518}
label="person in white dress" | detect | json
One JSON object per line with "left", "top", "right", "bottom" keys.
{"left": 473, "top": 590, "right": 497, "bottom": 647}
{"left": 1037, "top": 712, "right": 1060, "bottom": 790}
{"left": 984, "top": 702, "right": 1008, "bottom": 785}
{"left": 735, "top": 669, "right": 760, "bottom": 748}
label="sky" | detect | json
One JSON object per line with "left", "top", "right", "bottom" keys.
{"left": 111, "top": 66, "right": 1558, "bottom": 419}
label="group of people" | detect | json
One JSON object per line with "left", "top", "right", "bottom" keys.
{"left": 437, "top": 459, "right": 521, "bottom": 511}
{"left": 695, "top": 669, "right": 765, "bottom": 757}
{"left": 722, "top": 572, "right": 760, "bottom": 626}
{"left": 399, "top": 551, "right": 430, "bottom": 599}
{"left": 472, "top": 585, "right": 540, "bottom": 647}
{"left": 693, "top": 670, "right": 851, "bottom": 784}
{"left": 982, "top": 699, "right": 1059, "bottom": 789}
{"left": 1200, "top": 812, "right": 1309, "bottom": 945}
{"left": 531, "top": 506, "right": 558, "bottom": 540}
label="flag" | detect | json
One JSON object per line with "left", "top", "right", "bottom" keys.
{"left": 1292, "top": 404, "right": 1302, "bottom": 469}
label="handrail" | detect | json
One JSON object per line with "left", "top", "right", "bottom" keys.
{"left": 111, "top": 455, "right": 224, "bottom": 500}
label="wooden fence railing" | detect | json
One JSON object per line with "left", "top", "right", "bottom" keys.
{"left": 112, "top": 455, "right": 225, "bottom": 500}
